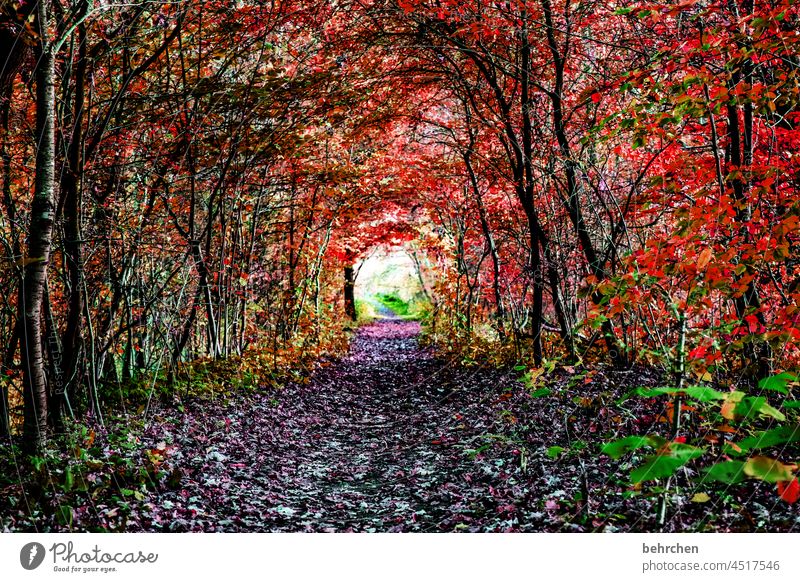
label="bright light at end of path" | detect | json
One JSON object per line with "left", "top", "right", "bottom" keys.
{"left": 354, "top": 247, "right": 422, "bottom": 302}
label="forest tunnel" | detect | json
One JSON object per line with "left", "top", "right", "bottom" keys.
{"left": 0, "top": 0, "right": 795, "bottom": 463}
{"left": 0, "top": 0, "right": 797, "bottom": 537}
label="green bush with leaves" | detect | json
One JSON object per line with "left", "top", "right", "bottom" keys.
{"left": 602, "top": 372, "right": 800, "bottom": 513}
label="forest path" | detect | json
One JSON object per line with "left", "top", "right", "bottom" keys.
{"left": 144, "top": 319, "right": 557, "bottom": 532}
{"left": 7, "top": 320, "right": 791, "bottom": 532}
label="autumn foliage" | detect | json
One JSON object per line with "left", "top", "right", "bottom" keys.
{"left": 0, "top": 0, "right": 798, "bottom": 527}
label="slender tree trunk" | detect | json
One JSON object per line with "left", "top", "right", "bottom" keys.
{"left": 344, "top": 266, "right": 357, "bottom": 321}
{"left": 726, "top": 71, "right": 772, "bottom": 380}
{"left": 22, "top": 0, "right": 56, "bottom": 452}
{"left": 539, "top": 230, "right": 576, "bottom": 360}
{"left": 522, "top": 206, "right": 545, "bottom": 366}
{"left": 520, "top": 14, "right": 545, "bottom": 365}
{"left": 190, "top": 241, "right": 220, "bottom": 357}
{"left": 58, "top": 21, "right": 88, "bottom": 429}
{"left": 0, "top": 322, "right": 11, "bottom": 438}
{"left": 44, "top": 285, "right": 66, "bottom": 429}
{"left": 171, "top": 285, "right": 203, "bottom": 378}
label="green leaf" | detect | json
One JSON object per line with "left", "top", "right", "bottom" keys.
{"left": 630, "top": 455, "right": 685, "bottom": 483}
{"left": 628, "top": 442, "right": 705, "bottom": 483}
{"left": 725, "top": 425, "right": 800, "bottom": 455}
{"left": 783, "top": 400, "right": 800, "bottom": 409}
{"left": 635, "top": 385, "right": 725, "bottom": 403}
{"left": 572, "top": 440, "right": 588, "bottom": 451}
{"left": 734, "top": 396, "right": 786, "bottom": 422}
{"left": 530, "top": 387, "right": 551, "bottom": 398}
{"left": 702, "top": 461, "right": 746, "bottom": 484}
{"left": 546, "top": 446, "right": 565, "bottom": 459}
{"left": 614, "top": 6, "right": 634, "bottom": 14}
{"left": 63, "top": 466, "right": 74, "bottom": 492}
{"left": 758, "top": 372, "right": 797, "bottom": 395}
{"left": 683, "top": 385, "right": 727, "bottom": 402}
{"left": 634, "top": 386, "right": 677, "bottom": 397}
{"left": 668, "top": 443, "right": 705, "bottom": 462}
{"left": 601, "top": 435, "right": 653, "bottom": 459}
{"left": 756, "top": 401, "right": 785, "bottom": 421}
{"left": 56, "top": 505, "right": 74, "bottom": 527}
{"left": 743, "top": 456, "right": 793, "bottom": 483}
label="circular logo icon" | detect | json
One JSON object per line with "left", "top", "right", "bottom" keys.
{"left": 20, "top": 542, "right": 46, "bottom": 570}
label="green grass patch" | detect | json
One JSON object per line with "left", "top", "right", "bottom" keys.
{"left": 374, "top": 293, "right": 429, "bottom": 320}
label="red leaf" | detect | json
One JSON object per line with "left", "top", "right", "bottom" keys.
{"left": 777, "top": 478, "right": 800, "bottom": 504}
{"left": 688, "top": 346, "right": 707, "bottom": 359}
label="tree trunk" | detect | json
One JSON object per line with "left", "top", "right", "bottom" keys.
{"left": 541, "top": 0, "right": 627, "bottom": 368}
{"left": 519, "top": 215, "right": 546, "bottom": 364}
{"left": 344, "top": 266, "right": 357, "bottom": 321}
{"left": 59, "top": 21, "right": 88, "bottom": 427}
{"left": 726, "top": 71, "right": 772, "bottom": 380}
{"left": 22, "top": 0, "right": 55, "bottom": 452}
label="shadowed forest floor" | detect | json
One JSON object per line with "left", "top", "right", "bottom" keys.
{"left": 2, "top": 319, "right": 797, "bottom": 532}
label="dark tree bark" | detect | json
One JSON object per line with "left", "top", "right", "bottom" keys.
{"left": 726, "top": 72, "right": 772, "bottom": 380}
{"left": 21, "top": 0, "right": 56, "bottom": 452}
{"left": 344, "top": 266, "right": 357, "bottom": 321}
{"left": 463, "top": 136, "right": 505, "bottom": 339}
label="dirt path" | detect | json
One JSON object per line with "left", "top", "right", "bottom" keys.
{"left": 137, "top": 319, "right": 551, "bottom": 532}
{"left": 4, "top": 319, "right": 792, "bottom": 532}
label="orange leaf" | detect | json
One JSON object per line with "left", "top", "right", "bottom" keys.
{"left": 697, "top": 247, "right": 712, "bottom": 270}
{"left": 720, "top": 400, "right": 736, "bottom": 420}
